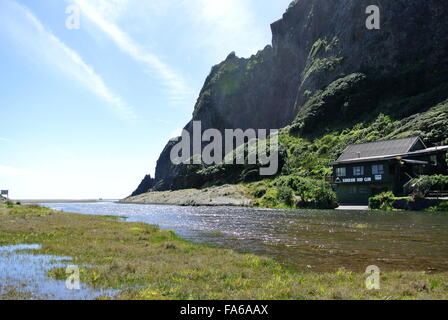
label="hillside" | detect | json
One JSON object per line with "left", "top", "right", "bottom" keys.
{"left": 130, "top": 0, "right": 448, "bottom": 207}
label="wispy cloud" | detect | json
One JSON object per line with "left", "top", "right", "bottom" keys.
{"left": 0, "top": 0, "right": 137, "bottom": 121}
{"left": 74, "top": 0, "right": 194, "bottom": 106}
{"left": 0, "top": 138, "right": 11, "bottom": 143}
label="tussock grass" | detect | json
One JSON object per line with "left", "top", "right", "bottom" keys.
{"left": 0, "top": 286, "right": 33, "bottom": 300}
{"left": 0, "top": 204, "right": 447, "bottom": 300}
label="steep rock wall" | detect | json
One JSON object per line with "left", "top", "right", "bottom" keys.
{"left": 135, "top": 0, "right": 448, "bottom": 193}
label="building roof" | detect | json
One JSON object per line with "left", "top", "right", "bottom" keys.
{"left": 335, "top": 137, "right": 422, "bottom": 163}
{"left": 333, "top": 136, "right": 448, "bottom": 165}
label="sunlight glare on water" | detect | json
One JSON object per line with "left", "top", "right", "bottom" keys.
{"left": 43, "top": 202, "right": 448, "bottom": 272}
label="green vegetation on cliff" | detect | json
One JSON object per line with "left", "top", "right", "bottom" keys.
{"left": 132, "top": 0, "right": 448, "bottom": 203}
{"left": 160, "top": 100, "right": 448, "bottom": 209}
{"left": 409, "top": 175, "right": 448, "bottom": 197}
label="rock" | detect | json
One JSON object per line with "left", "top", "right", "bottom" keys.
{"left": 134, "top": 0, "right": 448, "bottom": 193}
{"left": 393, "top": 198, "right": 445, "bottom": 211}
{"left": 122, "top": 184, "right": 253, "bottom": 207}
{"left": 129, "top": 175, "right": 156, "bottom": 197}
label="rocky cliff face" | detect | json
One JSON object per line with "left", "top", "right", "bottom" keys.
{"left": 134, "top": 0, "right": 448, "bottom": 194}
{"left": 130, "top": 175, "right": 155, "bottom": 197}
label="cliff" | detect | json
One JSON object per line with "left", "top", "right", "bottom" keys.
{"left": 130, "top": 175, "right": 156, "bottom": 197}
{"left": 132, "top": 0, "right": 448, "bottom": 195}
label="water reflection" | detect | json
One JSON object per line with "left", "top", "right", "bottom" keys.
{"left": 0, "top": 244, "right": 117, "bottom": 300}
{"left": 43, "top": 202, "right": 448, "bottom": 272}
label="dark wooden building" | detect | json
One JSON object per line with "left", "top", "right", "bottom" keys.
{"left": 331, "top": 137, "right": 448, "bottom": 204}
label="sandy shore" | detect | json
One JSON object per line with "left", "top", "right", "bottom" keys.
{"left": 120, "top": 184, "right": 253, "bottom": 207}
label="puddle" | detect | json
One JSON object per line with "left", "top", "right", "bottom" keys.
{"left": 0, "top": 244, "right": 117, "bottom": 300}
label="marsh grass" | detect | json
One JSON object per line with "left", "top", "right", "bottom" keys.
{"left": 0, "top": 204, "right": 447, "bottom": 300}
{"left": 0, "top": 286, "right": 34, "bottom": 300}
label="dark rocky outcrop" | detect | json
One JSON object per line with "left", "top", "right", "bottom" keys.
{"left": 132, "top": 0, "right": 448, "bottom": 195}
{"left": 393, "top": 198, "right": 446, "bottom": 211}
{"left": 130, "top": 175, "right": 156, "bottom": 197}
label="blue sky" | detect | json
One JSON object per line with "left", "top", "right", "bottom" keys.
{"left": 0, "top": 0, "right": 292, "bottom": 199}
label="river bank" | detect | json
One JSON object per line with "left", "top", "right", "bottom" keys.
{"left": 121, "top": 184, "right": 253, "bottom": 207}
{"left": 18, "top": 199, "right": 118, "bottom": 204}
{"left": 1, "top": 203, "right": 448, "bottom": 300}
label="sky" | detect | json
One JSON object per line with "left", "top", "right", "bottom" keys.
{"left": 0, "top": 0, "right": 292, "bottom": 199}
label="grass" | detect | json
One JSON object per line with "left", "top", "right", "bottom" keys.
{"left": 0, "top": 286, "right": 34, "bottom": 300}
{"left": 1, "top": 204, "right": 448, "bottom": 300}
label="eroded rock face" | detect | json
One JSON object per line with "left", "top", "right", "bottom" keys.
{"left": 130, "top": 175, "right": 156, "bottom": 197}
{"left": 133, "top": 0, "right": 448, "bottom": 194}
{"left": 284, "top": 0, "right": 448, "bottom": 134}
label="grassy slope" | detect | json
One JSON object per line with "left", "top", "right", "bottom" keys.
{"left": 0, "top": 204, "right": 447, "bottom": 300}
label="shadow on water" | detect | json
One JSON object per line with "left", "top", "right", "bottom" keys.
{"left": 0, "top": 244, "right": 117, "bottom": 300}
{"left": 43, "top": 202, "right": 448, "bottom": 273}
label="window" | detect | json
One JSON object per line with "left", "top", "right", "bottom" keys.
{"left": 372, "top": 164, "right": 385, "bottom": 175}
{"left": 336, "top": 167, "right": 347, "bottom": 177}
{"left": 431, "top": 155, "right": 438, "bottom": 166}
{"left": 353, "top": 166, "right": 364, "bottom": 176}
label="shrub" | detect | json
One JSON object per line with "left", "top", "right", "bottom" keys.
{"left": 261, "top": 189, "right": 279, "bottom": 207}
{"left": 277, "top": 186, "right": 295, "bottom": 207}
{"left": 310, "top": 186, "right": 338, "bottom": 209}
{"left": 5, "top": 200, "right": 15, "bottom": 208}
{"left": 410, "top": 175, "right": 448, "bottom": 197}
{"left": 273, "top": 175, "right": 337, "bottom": 209}
{"left": 252, "top": 186, "right": 267, "bottom": 198}
{"left": 369, "top": 192, "right": 395, "bottom": 211}
{"left": 428, "top": 201, "right": 448, "bottom": 212}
